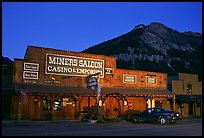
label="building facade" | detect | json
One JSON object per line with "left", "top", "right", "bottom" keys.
{"left": 2, "top": 57, "right": 14, "bottom": 120}
{"left": 169, "top": 73, "right": 202, "bottom": 117}
{"left": 11, "top": 45, "right": 175, "bottom": 120}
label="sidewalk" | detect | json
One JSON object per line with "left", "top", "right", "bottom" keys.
{"left": 179, "top": 117, "right": 202, "bottom": 122}
{"left": 2, "top": 119, "right": 81, "bottom": 127}
{"left": 2, "top": 116, "right": 202, "bottom": 126}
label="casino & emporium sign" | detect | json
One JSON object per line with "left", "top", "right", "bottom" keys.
{"left": 45, "top": 53, "right": 104, "bottom": 78}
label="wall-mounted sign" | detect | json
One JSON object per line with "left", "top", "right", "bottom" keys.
{"left": 44, "top": 80, "right": 61, "bottom": 84}
{"left": 24, "top": 62, "right": 39, "bottom": 71}
{"left": 105, "top": 68, "right": 112, "bottom": 75}
{"left": 45, "top": 53, "right": 104, "bottom": 78}
{"left": 23, "top": 62, "right": 39, "bottom": 83}
{"left": 146, "top": 76, "right": 157, "bottom": 84}
{"left": 87, "top": 77, "right": 98, "bottom": 90}
{"left": 24, "top": 79, "right": 37, "bottom": 84}
{"left": 123, "top": 75, "right": 136, "bottom": 84}
{"left": 23, "top": 71, "right": 38, "bottom": 79}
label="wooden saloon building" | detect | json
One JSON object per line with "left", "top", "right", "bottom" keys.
{"left": 12, "top": 45, "right": 176, "bottom": 120}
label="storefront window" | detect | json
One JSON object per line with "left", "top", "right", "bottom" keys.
{"left": 42, "top": 96, "right": 53, "bottom": 111}
{"left": 54, "top": 98, "right": 63, "bottom": 110}
{"left": 42, "top": 96, "right": 49, "bottom": 111}
{"left": 187, "top": 84, "right": 192, "bottom": 94}
{"left": 155, "top": 101, "right": 162, "bottom": 107}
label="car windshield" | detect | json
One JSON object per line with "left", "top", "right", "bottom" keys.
{"left": 142, "top": 108, "right": 173, "bottom": 113}
{"left": 162, "top": 108, "right": 172, "bottom": 112}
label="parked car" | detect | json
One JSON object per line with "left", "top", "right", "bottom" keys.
{"left": 131, "top": 107, "right": 182, "bottom": 124}
{"left": 121, "top": 109, "right": 141, "bottom": 121}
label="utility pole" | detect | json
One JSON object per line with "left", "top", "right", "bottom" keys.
{"left": 96, "top": 73, "right": 101, "bottom": 106}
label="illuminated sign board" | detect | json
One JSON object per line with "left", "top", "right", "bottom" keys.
{"left": 24, "top": 62, "right": 39, "bottom": 71}
{"left": 23, "top": 62, "right": 39, "bottom": 80}
{"left": 105, "top": 68, "right": 113, "bottom": 75}
{"left": 146, "top": 76, "right": 157, "bottom": 84}
{"left": 123, "top": 75, "right": 136, "bottom": 84}
{"left": 45, "top": 53, "right": 104, "bottom": 78}
{"left": 23, "top": 71, "right": 38, "bottom": 79}
{"left": 87, "top": 77, "right": 98, "bottom": 90}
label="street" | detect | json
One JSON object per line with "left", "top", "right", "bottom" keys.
{"left": 2, "top": 117, "right": 202, "bottom": 136}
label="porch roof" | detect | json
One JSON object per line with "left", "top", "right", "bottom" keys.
{"left": 101, "top": 87, "right": 175, "bottom": 97}
{"left": 14, "top": 84, "right": 175, "bottom": 97}
{"left": 14, "top": 84, "right": 93, "bottom": 94}
{"left": 175, "top": 95, "right": 202, "bottom": 102}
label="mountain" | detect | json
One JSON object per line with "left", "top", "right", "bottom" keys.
{"left": 2, "top": 56, "right": 14, "bottom": 65}
{"left": 82, "top": 22, "right": 202, "bottom": 80}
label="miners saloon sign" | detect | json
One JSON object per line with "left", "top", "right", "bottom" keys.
{"left": 45, "top": 53, "right": 104, "bottom": 78}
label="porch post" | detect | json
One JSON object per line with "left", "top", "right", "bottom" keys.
{"left": 173, "top": 95, "right": 176, "bottom": 111}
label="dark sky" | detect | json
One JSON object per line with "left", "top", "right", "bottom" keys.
{"left": 2, "top": 2, "right": 202, "bottom": 61}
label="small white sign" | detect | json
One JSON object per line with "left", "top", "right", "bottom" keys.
{"left": 146, "top": 76, "right": 157, "bottom": 84}
{"left": 24, "top": 62, "right": 39, "bottom": 71}
{"left": 123, "top": 74, "right": 136, "bottom": 84}
{"left": 105, "top": 68, "right": 112, "bottom": 74}
{"left": 23, "top": 71, "right": 38, "bottom": 79}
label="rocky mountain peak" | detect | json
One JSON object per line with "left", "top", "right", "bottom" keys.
{"left": 146, "top": 22, "right": 170, "bottom": 36}
{"left": 148, "top": 22, "right": 168, "bottom": 29}
{"left": 82, "top": 22, "right": 202, "bottom": 80}
{"left": 134, "top": 24, "right": 146, "bottom": 30}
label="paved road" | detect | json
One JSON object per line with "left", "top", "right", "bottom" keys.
{"left": 2, "top": 117, "right": 202, "bottom": 136}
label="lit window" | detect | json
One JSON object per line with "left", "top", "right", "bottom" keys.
{"left": 187, "top": 84, "right": 192, "bottom": 94}
{"left": 54, "top": 98, "right": 63, "bottom": 110}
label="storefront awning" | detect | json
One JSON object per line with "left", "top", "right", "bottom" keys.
{"left": 14, "top": 85, "right": 94, "bottom": 94}
{"left": 176, "top": 95, "right": 202, "bottom": 103}
{"left": 101, "top": 87, "right": 175, "bottom": 97}
{"left": 14, "top": 85, "right": 175, "bottom": 97}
